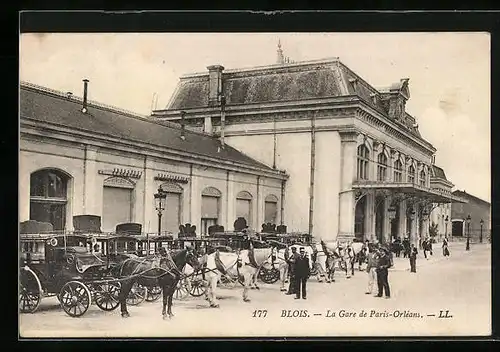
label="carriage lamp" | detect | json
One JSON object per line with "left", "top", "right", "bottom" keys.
{"left": 480, "top": 218, "right": 484, "bottom": 244}
{"left": 466, "top": 214, "right": 471, "bottom": 251}
{"left": 154, "top": 186, "right": 167, "bottom": 252}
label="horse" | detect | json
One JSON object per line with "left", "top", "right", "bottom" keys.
{"left": 349, "top": 241, "right": 367, "bottom": 274}
{"left": 115, "top": 247, "right": 200, "bottom": 319}
{"left": 310, "top": 242, "right": 333, "bottom": 283}
{"left": 320, "top": 240, "right": 353, "bottom": 280}
{"left": 265, "top": 243, "right": 289, "bottom": 292}
{"left": 200, "top": 250, "right": 254, "bottom": 307}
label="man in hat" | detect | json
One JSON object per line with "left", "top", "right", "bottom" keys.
{"left": 375, "top": 247, "right": 391, "bottom": 298}
{"left": 285, "top": 246, "right": 300, "bottom": 295}
{"left": 294, "top": 246, "right": 310, "bottom": 300}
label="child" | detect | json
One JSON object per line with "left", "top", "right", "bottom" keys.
{"left": 409, "top": 246, "right": 418, "bottom": 273}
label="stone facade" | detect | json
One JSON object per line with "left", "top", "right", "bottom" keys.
{"left": 154, "top": 57, "right": 464, "bottom": 245}
{"left": 20, "top": 83, "right": 286, "bottom": 236}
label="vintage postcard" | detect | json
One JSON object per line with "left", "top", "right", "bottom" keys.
{"left": 19, "top": 31, "right": 491, "bottom": 338}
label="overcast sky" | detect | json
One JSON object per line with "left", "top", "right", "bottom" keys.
{"left": 20, "top": 33, "right": 490, "bottom": 202}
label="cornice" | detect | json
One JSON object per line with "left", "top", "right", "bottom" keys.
{"left": 20, "top": 120, "right": 288, "bottom": 181}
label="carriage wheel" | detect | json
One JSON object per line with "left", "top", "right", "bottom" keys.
{"left": 219, "top": 275, "right": 236, "bottom": 289}
{"left": 146, "top": 286, "right": 162, "bottom": 302}
{"left": 126, "top": 283, "right": 148, "bottom": 306}
{"left": 93, "top": 283, "right": 121, "bottom": 311}
{"left": 59, "top": 281, "right": 92, "bottom": 317}
{"left": 259, "top": 268, "right": 280, "bottom": 284}
{"left": 189, "top": 277, "right": 207, "bottom": 297}
{"left": 173, "top": 280, "right": 190, "bottom": 300}
{"left": 19, "top": 269, "right": 41, "bottom": 314}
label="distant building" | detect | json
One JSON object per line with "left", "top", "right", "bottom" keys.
{"left": 151, "top": 45, "right": 466, "bottom": 245}
{"left": 20, "top": 82, "right": 287, "bottom": 238}
{"left": 451, "top": 190, "right": 491, "bottom": 242}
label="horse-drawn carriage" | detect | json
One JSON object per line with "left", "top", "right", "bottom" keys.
{"left": 19, "top": 232, "right": 123, "bottom": 317}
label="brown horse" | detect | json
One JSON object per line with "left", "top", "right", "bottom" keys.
{"left": 115, "top": 248, "right": 200, "bottom": 319}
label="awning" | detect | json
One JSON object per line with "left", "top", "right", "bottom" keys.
{"left": 352, "top": 181, "right": 467, "bottom": 204}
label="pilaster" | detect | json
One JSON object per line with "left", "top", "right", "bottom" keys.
{"left": 190, "top": 172, "right": 201, "bottom": 237}
{"left": 226, "top": 171, "right": 236, "bottom": 230}
{"left": 338, "top": 131, "right": 359, "bottom": 240}
{"left": 83, "top": 146, "right": 99, "bottom": 215}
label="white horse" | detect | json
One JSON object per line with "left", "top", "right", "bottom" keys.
{"left": 201, "top": 246, "right": 275, "bottom": 307}
{"left": 265, "top": 246, "right": 289, "bottom": 292}
{"left": 311, "top": 242, "right": 333, "bottom": 283}
{"left": 320, "top": 240, "right": 354, "bottom": 279}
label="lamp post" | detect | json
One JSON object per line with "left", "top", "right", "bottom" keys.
{"left": 444, "top": 215, "right": 449, "bottom": 241}
{"left": 466, "top": 214, "right": 471, "bottom": 251}
{"left": 480, "top": 219, "right": 484, "bottom": 244}
{"left": 154, "top": 186, "right": 167, "bottom": 254}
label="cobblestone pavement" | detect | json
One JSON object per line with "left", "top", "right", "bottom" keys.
{"left": 19, "top": 243, "right": 491, "bottom": 338}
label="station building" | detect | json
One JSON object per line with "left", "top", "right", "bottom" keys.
{"left": 152, "top": 49, "right": 465, "bottom": 245}
{"left": 20, "top": 82, "right": 287, "bottom": 237}
{"left": 450, "top": 190, "right": 491, "bottom": 242}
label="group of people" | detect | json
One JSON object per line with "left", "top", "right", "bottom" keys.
{"left": 284, "top": 246, "right": 311, "bottom": 300}
{"left": 365, "top": 243, "right": 392, "bottom": 298}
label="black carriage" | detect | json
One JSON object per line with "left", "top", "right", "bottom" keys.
{"left": 19, "top": 232, "right": 120, "bottom": 317}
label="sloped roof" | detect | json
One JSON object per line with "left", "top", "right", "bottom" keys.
{"left": 20, "top": 83, "right": 282, "bottom": 174}
{"left": 168, "top": 60, "right": 346, "bottom": 109}
{"left": 163, "top": 58, "right": 424, "bottom": 140}
{"left": 452, "top": 190, "right": 490, "bottom": 206}
{"left": 431, "top": 165, "right": 448, "bottom": 180}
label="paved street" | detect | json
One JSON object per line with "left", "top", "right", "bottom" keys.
{"left": 19, "top": 242, "right": 491, "bottom": 338}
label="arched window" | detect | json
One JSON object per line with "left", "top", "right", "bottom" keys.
{"left": 201, "top": 186, "right": 222, "bottom": 236}
{"left": 419, "top": 169, "right": 426, "bottom": 187}
{"left": 357, "top": 145, "right": 370, "bottom": 180}
{"left": 377, "top": 153, "right": 387, "bottom": 182}
{"left": 236, "top": 191, "right": 253, "bottom": 228}
{"left": 264, "top": 194, "right": 279, "bottom": 225}
{"left": 30, "top": 169, "right": 70, "bottom": 231}
{"left": 408, "top": 165, "right": 416, "bottom": 184}
{"left": 393, "top": 160, "right": 403, "bottom": 182}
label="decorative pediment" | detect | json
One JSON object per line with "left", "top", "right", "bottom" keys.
{"left": 202, "top": 186, "right": 222, "bottom": 197}
{"left": 160, "top": 182, "right": 184, "bottom": 194}
{"left": 265, "top": 194, "right": 279, "bottom": 203}
{"left": 99, "top": 168, "right": 142, "bottom": 179}
{"left": 103, "top": 176, "right": 135, "bottom": 189}
{"left": 154, "top": 173, "right": 189, "bottom": 184}
{"left": 236, "top": 191, "right": 253, "bottom": 200}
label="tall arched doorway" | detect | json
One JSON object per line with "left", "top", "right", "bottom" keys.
{"left": 354, "top": 195, "right": 367, "bottom": 241}
{"left": 201, "top": 186, "right": 222, "bottom": 236}
{"left": 389, "top": 202, "right": 400, "bottom": 241}
{"left": 375, "top": 195, "right": 385, "bottom": 244}
{"left": 29, "top": 169, "right": 70, "bottom": 231}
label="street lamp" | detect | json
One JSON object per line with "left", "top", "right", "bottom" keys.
{"left": 154, "top": 186, "right": 167, "bottom": 253}
{"left": 466, "top": 214, "right": 471, "bottom": 251}
{"left": 444, "top": 215, "right": 449, "bottom": 241}
{"left": 480, "top": 219, "right": 484, "bottom": 244}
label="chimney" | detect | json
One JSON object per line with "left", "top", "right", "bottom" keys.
{"left": 220, "top": 95, "right": 226, "bottom": 148}
{"left": 82, "top": 79, "right": 89, "bottom": 113}
{"left": 180, "top": 111, "right": 186, "bottom": 140}
{"left": 207, "top": 65, "right": 224, "bottom": 106}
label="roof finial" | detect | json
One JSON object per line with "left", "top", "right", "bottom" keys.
{"left": 277, "top": 39, "right": 284, "bottom": 65}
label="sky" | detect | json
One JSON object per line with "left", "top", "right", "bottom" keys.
{"left": 19, "top": 32, "right": 491, "bottom": 202}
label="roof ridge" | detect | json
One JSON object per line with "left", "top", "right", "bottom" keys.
{"left": 19, "top": 80, "right": 216, "bottom": 139}
{"left": 180, "top": 57, "right": 341, "bottom": 78}
{"left": 452, "top": 190, "right": 490, "bottom": 205}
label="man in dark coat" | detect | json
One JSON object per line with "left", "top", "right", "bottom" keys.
{"left": 294, "top": 247, "right": 311, "bottom": 299}
{"left": 409, "top": 245, "right": 418, "bottom": 273}
{"left": 285, "top": 247, "right": 299, "bottom": 295}
{"left": 375, "top": 248, "right": 391, "bottom": 298}
{"left": 402, "top": 237, "right": 410, "bottom": 258}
